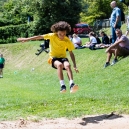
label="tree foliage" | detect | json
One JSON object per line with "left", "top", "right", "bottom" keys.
{"left": 80, "top": 0, "right": 126, "bottom": 25}
{"left": 1, "top": 0, "right": 82, "bottom": 34}
{"left": 30, "top": 0, "right": 82, "bottom": 34}
{"left": 2, "top": 0, "right": 33, "bottom": 25}
{"left": 1, "top": 0, "right": 128, "bottom": 37}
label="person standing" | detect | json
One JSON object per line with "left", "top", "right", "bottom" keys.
{"left": 0, "top": 54, "right": 5, "bottom": 78}
{"left": 110, "top": 1, "right": 121, "bottom": 43}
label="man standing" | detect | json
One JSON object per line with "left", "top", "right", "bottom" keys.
{"left": 110, "top": 1, "right": 121, "bottom": 43}
{"left": 104, "top": 29, "right": 129, "bottom": 68}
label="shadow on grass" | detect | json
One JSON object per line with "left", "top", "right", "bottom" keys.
{"left": 80, "top": 112, "right": 123, "bottom": 126}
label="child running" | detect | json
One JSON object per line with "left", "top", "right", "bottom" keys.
{"left": 17, "top": 21, "right": 79, "bottom": 93}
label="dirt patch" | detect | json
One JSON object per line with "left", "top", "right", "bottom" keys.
{"left": 0, "top": 113, "right": 129, "bottom": 129}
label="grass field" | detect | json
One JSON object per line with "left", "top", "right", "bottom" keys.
{"left": 0, "top": 37, "right": 129, "bottom": 121}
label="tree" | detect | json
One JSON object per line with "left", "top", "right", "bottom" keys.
{"left": 1, "top": 0, "right": 82, "bottom": 34}
{"left": 2, "top": 0, "right": 33, "bottom": 25}
{"left": 31, "top": 0, "right": 82, "bottom": 34}
{"left": 80, "top": 0, "right": 126, "bottom": 25}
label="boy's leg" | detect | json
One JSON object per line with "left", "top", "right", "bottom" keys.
{"left": 63, "top": 61, "right": 73, "bottom": 80}
{"left": 63, "top": 61, "right": 78, "bottom": 93}
{"left": 54, "top": 60, "right": 64, "bottom": 80}
{"left": 53, "top": 60, "right": 66, "bottom": 93}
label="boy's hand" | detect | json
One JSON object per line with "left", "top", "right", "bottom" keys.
{"left": 17, "top": 38, "right": 28, "bottom": 42}
{"left": 74, "top": 67, "right": 79, "bottom": 73}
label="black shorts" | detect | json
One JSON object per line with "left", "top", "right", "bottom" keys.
{"left": 52, "top": 58, "right": 69, "bottom": 70}
{"left": 0, "top": 64, "right": 4, "bottom": 69}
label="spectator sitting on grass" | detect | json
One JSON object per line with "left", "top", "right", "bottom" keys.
{"left": 96, "top": 34, "right": 101, "bottom": 44}
{"left": 104, "top": 29, "right": 129, "bottom": 68}
{"left": 83, "top": 31, "right": 97, "bottom": 50}
{"left": 72, "top": 34, "right": 84, "bottom": 49}
{"left": 96, "top": 31, "right": 111, "bottom": 49}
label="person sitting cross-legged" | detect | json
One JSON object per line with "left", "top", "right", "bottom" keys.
{"left": 104, "top": 29, "right": 129, "bottom": 68}
{"left": 96, "top": 31, "right": 111, "bottom": 49}
{"left": 72, "top": 34, "right": 84, "bottom": 49}
{"left": 83, "top": 31, "right": 97, "bottom": 50}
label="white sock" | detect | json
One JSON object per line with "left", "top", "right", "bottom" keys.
{"left": 70, "top": 80, "right": 74, "bottom": 85}
{"left": 60, "top": 80, "right": 65, "bottom": 86}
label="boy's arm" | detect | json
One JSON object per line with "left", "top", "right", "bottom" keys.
{"left": 17, "top": 35, "right": 44, "bottom": 42}
{"left": 69, "top": 51, "right": 79, "bottom": 73}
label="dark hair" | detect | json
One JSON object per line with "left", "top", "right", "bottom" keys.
{"left": 89, "top": 31, "right": 95, "bottom": 36}
{"left": 51, "top": 21, "right": 71, "bottom": 33}
{"left": 100, "top": 31, "right": 107, "bottom": 36}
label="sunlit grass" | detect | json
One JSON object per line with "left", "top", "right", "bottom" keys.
{"left": 0, "top": 24, "right": 129, "bottom": 120}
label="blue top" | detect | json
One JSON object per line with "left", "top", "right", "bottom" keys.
{"left": 110, "top": 7, "right": 121, "bottom": 27}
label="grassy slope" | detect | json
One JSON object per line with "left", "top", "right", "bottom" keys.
{"left": 0, "top": 25, "right": 129, "bottom": 121}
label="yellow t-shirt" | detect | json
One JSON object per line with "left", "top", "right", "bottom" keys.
{"left": 43, "top": 33, "right": 75, "bottom": 58}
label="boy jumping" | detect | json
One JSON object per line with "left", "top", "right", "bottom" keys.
{"left": 17, "top": 21, "right": 79, "bottom": 93}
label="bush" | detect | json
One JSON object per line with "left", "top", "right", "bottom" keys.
{"left": 0, "top": 23, "right": 34, "bottom": 44}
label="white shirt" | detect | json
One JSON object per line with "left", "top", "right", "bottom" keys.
{"left": 90, "top": 36, "right": 97, "bottom": 44}
{"left": 72, "top": 37, "right": 81, "bottom": 48}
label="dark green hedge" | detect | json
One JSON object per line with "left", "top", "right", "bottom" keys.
{"left": 0, "top": 23, "right": 34, "bottom": 44}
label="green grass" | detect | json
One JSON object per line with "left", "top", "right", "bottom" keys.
{"left": 0, "top": 26, "right": 129, "bottom": 121}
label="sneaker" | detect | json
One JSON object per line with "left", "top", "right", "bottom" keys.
{"left": 70, "top": 83, "right": 78, "bottom": 93}
{"left": 111, "top": 59, "right": 118, "bottom": 66}
{"left": 104, "top": 62, "right": 110, "bottom": 68}
{"left": 60, "top": 85, "right": 66, "bottom": 93}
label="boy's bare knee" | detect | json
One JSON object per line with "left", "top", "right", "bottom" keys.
{"left": 57, "top": 63, "right": 63, "bottom": 69}
{"left": 64, "top": 64, "right": 71, "bottom": 70}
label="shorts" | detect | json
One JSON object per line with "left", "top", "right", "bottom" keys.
{"left": 52, "top": 58, "right": 69, "bottom": 70}
{"left": 0, "top": 64, "right": 4, "bottom": 69}
{"left": 117, "top": 46, "right": 129, "bottom": 57}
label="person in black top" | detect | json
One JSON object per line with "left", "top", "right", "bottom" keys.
{"left": 96, "top": 31, "right": 111, "bottom": 49}
{"left": 95, "top": 34, "right": 101, "bottom": 44}
{"left": 100, "top": 31, "right": 110, "bottom": 44}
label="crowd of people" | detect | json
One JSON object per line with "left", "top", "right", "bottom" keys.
{"left": 69, "top": 1, "right": 129, "bottom": 68}
{"left": 69, "top": 31, "right": 112, "bottom": 50}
